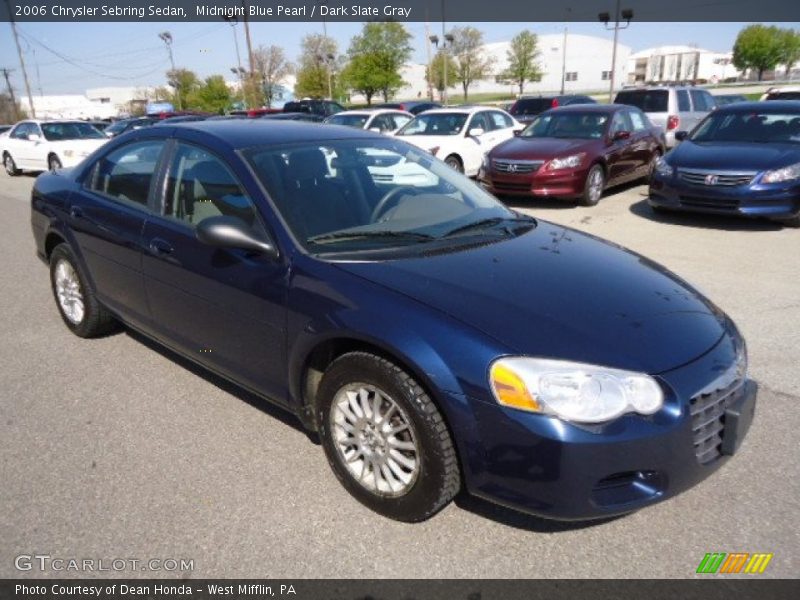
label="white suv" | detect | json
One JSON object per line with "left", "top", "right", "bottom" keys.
{"left": 394, "top": 106, "right": 522, "bottom": 176}
{"left": 2, "top": 120, "right": 109, "bottom": 175}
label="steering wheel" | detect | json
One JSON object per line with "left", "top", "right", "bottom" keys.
{"left": 370, "top": 186, "right": 420, "bottom": 222}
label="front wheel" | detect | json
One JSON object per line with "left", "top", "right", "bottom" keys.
{"left": 580, "top": 164, "right": 605, "bottom": 206}
{"left": 443, "top": 154, "right": 464, "bottom": 173}
{"left": 49, "top": 244, "right": 117, "bottom": 337}
{"left": 317, "top": 352, "right": 461, "bottom": 522}
{"left": 4, "top": 153, "right": 20, "bottom": 176}
{"left": 48, "top": 155, "right": 63, "bottom": 172}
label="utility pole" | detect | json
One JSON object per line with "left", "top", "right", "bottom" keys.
{"left": 158, "top": 31, "right": 179, "bottom": 110}
{"left": 441, "top": 0, "right": 448, "bottom": 105}
{"left": 2, "top": 68, "right": 20, "bottom": 121}
{"left": 318, "top": 1, "right": 332, "bottom": 99}
{"left": 560, "top": 27, "right": 568, "bottom": 95}
{"left": 599, "top": 0, "right": 633, "bottom": 102}
{"left": 223, "top": 16, "right": 246, "bottom": 107}
{"left": 5, "top": 0, "right": 35, "bottom": 117}
{"left": 424, "top": 21, "right": 434, "bottom": 101}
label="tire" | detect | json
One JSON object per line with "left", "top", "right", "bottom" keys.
{"left": 643, "top": 150, "right": 662, "bottom": 183}
{"left": 580, "top": 164, "right": 605, "bottom": 206}
{"left": 316, "top": 352, "right": 461, "bottom": 522}
{"left": 4, "top": 153, "right": 20, "bottom": 176}
{"left": 48, "top": 155, "right": 62, "bottom": 172}
{"left": 49, "top": 244, "right": 117, "bottom": 338}
{"left": 443, "top": 154, "right": 464, "bottom": 173}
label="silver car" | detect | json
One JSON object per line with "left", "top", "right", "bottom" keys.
{"left": 614, "top": 86, "right": 716, "bottom": 148}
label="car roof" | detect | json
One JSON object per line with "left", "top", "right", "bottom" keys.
{"left": 333, "top": 109, "right": 411, "bottom": 116}
{"left": 413, "top": 106, "right": 505, "bottom": 116}
{"left": 544, "top": 104, "right": 627, "bottom": 113}
{"left": 168, "top": 119, "right": 376, "bottom": 148}
{"left": 717, "top": 100, "right": 800, "bottom": 111}
{"left": 766, "top": 86, "right": 800, "bottom": 93}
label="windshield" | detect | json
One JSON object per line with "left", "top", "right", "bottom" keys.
{"left": 326, "top": 114, "right": 369, "bottom": 128}
{"left": 396, "top": 113, "right": 468, "bottom": 136}
{"left": 689, "top": 110, "right": 800, "bottom": 143}
{"left": 615, "top": 90, "right": 668, "bottom": 112}
{"left": 105, "top": 120, "right": 129, "bottom": 135}
{"left": 521, "top": 112, "right": 609, "bottom": 139}
{"left": 41, "top": 122, "right": 106, "bottom": 141}
{"left": 245, "top": 138, "right": 528, "bottom": 255}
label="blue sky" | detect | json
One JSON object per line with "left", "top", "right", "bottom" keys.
{"left": 1, "top": 21, "right": 797, "bottom": 95}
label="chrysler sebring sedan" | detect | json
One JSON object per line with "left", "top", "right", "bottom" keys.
{"left": 479, "top": 105, "right": 664, "bottom": 205}
{"left": 31, "top": 121, "right": 755, "bottom": 522}
{"left": 649, "top": 101, "right": 800, "bottom": 227}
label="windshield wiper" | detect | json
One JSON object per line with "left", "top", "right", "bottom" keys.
{"left": 442, "top": 216, "right": 536, "bottom": 238}
{"left": 307, "top": 230, "right": 435, "bottom": 245}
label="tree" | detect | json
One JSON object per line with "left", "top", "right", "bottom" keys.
{"left": 449, "top": 27, "right": 495, "bottom": 101}
{"left": 0, "top": 93, "right": 24, "bottom": 123}
{"left": 732, "top": 25, "right": 783, "bottom": 81}
{"left": 501, "top": 30, "right": 543, "bottom": 95}
{"left": 294, "top": 33, "right": 339, "bottom": 99}
{"left": 426, "top": 51, "right": 459, "bottom": 100}
{"left": 166, "top": 68, "right": 200, "bottom": 109}
{"left": 343, "top": 22, "right": 413, "bottom": 104}
{"left": 188, "top": 75, "right": 232, "bottom": 114}
{"left": 253, "top": 45, "right": 294, "bottom": 107}
{"left": 777, "top": 28, "right": 800, "bottom": 77}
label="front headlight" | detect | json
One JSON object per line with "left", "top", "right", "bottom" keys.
{"left": 546, "top": 153, "right": 585, "bottom": 171}
{"left": 762, "top": 161, "right": 800, "bottom": 184}
{"left": 654, "top": 156, "right": 673, "bottom": 177}
{"left": 489, "top": 357, "right": 664, "bottom": 424}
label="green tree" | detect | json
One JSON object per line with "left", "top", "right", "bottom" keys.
{"left": 501, "top": 30, "right": 543, "bottom": 95}
{"left": 450, "top": 27, "right": 495, "bottom": 101}
{"left": 253, "top": 45, "right": 294, "bottom": 107}
{"left": 294, "top": 33, "right": 339, "bottom": 99}
{"left": 166, "top": 68, "right": 200, "bottom": 110}
{"left": 426, "top": 50, "right": 460, "bottom": 101}
{"left": 732, "top": 25, "right": 783, "bottom": 81}
{"left": 188, "top": 75, "right": 232, "bottom": 114}
{"left": 777, "top": 28, "right": 800, "bottom": 77}
{"left": 343, "top": 22, "right": 413, "bottom": 104}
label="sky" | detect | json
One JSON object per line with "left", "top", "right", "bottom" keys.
{"left": 1, "top": 21, "right": 798, "bottom": 96}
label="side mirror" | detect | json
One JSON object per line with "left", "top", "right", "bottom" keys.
{"left": 674, "top": 131, "right": 689, "bottom": 141}
{"left": 612, "top": 130, "right": 631, "bottom": 141}
{"left": 195, "top": 216, "right": 277, "bottom": 258}
{"left": 27, "top": 133, "right": 42, "bottom": 142}
{"left": 513, "top": 129, "right": 522, "bottom": 137}
{"left": 468, "top": 127, "right": 485, "bottom": 137}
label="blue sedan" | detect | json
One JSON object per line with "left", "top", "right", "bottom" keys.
{"left": 649, "top": 101, "right": 800, "bottom": 227}
{"left": 31, "top": 121, "right": 756, "bottom": 522}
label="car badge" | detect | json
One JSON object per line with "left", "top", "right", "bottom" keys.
{"left": 705, "top": 174, "right": 719, "bottom": 185}
{"left": 507, "top": 163, "right": 517, "bottom": 173}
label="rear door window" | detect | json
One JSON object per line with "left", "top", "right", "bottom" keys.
{"left": 690, "top": 90, "right": 714, "bottom": 112}
{"left": 677, "top": 90, "right": 691, "bottom": 112}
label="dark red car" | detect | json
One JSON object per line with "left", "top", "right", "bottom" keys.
{"left": 479, "top": 104, "right": 665, "bottom": 206}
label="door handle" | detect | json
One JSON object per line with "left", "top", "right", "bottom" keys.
{"left": 69, "top": 206, "right": 83, "bottom": 219}
{"left": 148, "top": 238, "right": 174, "bottom": 256}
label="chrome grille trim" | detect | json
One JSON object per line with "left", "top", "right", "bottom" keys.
{"left": 492, "top": 159, "right": 544, "bottom": 174}
{"left": 678, "top": 168, "right": 756, "bottom": 187}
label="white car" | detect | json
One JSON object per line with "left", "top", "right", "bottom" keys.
{"left": 393, "top": 106, "right": 523, "bottom": 176}
{"left": 760, "top": 86, "right": 800, "bottom": 101}
{"left": 324, "top": 109, "right": 414, "bottom": 134}
{"left": 2, "top": 119, "right": 109, "bottom": 175}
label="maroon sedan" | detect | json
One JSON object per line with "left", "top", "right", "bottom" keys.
{"left": 479, "top": 104, "right": 665, "bottom": 206}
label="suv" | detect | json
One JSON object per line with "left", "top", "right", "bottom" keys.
{"left": 283, "top": 99, "right": 345, "bottom": 118}
{"left": 760, "top": 86, "right": 800, "bottom": 101}
{"left": 614, "top": 86, "right": 716, "bottom": 147}
{"left": 508, "top": 95, "right": 596, "bottom": 124}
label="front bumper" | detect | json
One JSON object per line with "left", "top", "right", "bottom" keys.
{"left": 479, "top": 166, "right": 588, "bottom": 199}
{"left": 649, "top": 173, "right": 800, "bottom": 220}
{"left": 454, "top": 333, "right": 757, "bottom": 520}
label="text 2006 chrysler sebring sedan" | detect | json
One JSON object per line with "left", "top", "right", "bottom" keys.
{"left": 31, "top": 122, "right": 756, "bottom": 522}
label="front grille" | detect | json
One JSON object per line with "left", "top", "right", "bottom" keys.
{"left": 678, "top": 169, "right": 755, "bottom": 187}
{"left": 492, "top": 180, "right": 532, "bottom": 192}
{"left": 492, "top": 159, "right": 543, "bottom": 174}
{"left": 690, "top": 379, "right": 745, "bottom": 465}
{"left": 679, "top": 195, "right": 740, "bottom": 210}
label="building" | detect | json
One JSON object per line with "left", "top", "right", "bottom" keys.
{"left": 27, "top": 94, "right": 118, "bottom": 120}
{"left": 626, "top": 46, "right": 740, "bottom": 85}
{"left": 375, "top": 33, "right": 631, "bottom": 103}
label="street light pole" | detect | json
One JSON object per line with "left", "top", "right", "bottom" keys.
{"left": 158, "top": 31, "right": 179, "bottom": 110}
{"left": 5, "top": 0, "right": 35, "bottom": 117}
{"left": 599, "top": 0, "right": 633, "bottom": 102}
{"left": 441, "top": 0, "right": 448, "bottom": 105}
{"left": 223, "top": 17, "right": 246, "bottom": 107}
{"left": 560, "top": 27, "right": 568, "bottom": 95}
{"left": 318, "top": 2, "right": 333, "bottom": 99}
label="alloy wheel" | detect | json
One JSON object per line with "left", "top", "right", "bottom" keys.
{"left": 54, "top": 259, "right": 85, "bottom": 324}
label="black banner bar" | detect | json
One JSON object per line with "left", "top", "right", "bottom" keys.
{"left": 1, "top": 0, "right": 799, "bottom": 23}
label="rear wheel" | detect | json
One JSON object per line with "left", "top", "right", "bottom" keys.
{"left": 49, "top": 244, "right": 117, "bottom": 337}
{"left": 4, "top": 153, "right": 20, "bottom": 176}
{"left": 48, "top": 155, "right": 62, "bottom": 172}
{"left": 443, "top": 154, "right": 464, "bottom": 173}
{"left": 317, "top": 352, "right": 460, "bottom": 522}
{"left": 580, "top": 164, "right": 605, "bottom": 206}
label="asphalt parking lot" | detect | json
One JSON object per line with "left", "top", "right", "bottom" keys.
{"left": 1, "top": 171, "right": 798, "bottom": 579}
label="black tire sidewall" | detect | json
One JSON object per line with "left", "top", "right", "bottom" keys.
{"left": 444, "top": 155, "right": 463, "bottom": 173}
{"left": 4, "top": 154, "right": 18, "bottom": 176}
{"left": 49, "top": 155, "right": 62, "bottom": 171}
{"left": 317, "top": 354, "right": 455, "bottom": 522}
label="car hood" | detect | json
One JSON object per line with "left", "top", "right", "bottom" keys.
{"left": 492, "top": 137, "right": 599, "bottom": 160}
{"left": 670, "top": 141, "right": 800, "bottom": 171}
{"left": 335, "top": 222, "right": 726, "bottom": 374}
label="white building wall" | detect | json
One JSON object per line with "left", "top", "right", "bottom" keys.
{"left": 626, "top": 46, "right": 742, "bottom": 84}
